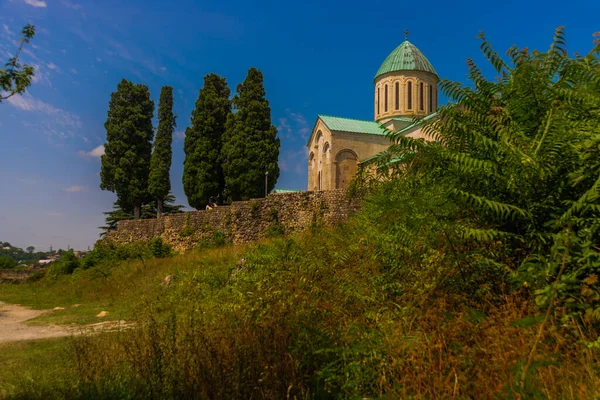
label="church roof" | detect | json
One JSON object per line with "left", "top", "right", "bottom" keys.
{"left": 375, "top": 40, "right": 437, "bottom": 80}
{"left": 318, "top": 115, "right": 387, "bottom": 136}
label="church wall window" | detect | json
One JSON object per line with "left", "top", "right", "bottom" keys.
{"left": 407, "top": 82, "right": 412, "bottom": 110}
{"left": 395, "top": 82, "right": 399, "bottom": 110}
{"left": 429, "top": 85, "right": 433, "bottom": 112}
{"left": 384, "top": 84, "right": 388, "bottom": 112}
{"left": 419, "top": 82, "right": 424, "bottom": 111}
{"left": 377, "top": 87, "right": 380, "bottom": 115}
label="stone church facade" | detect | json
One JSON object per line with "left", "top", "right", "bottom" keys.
{"left": 307, "top": 37, "right": 439, "bottom": 191}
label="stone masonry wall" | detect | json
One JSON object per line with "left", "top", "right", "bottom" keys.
{"left": 105, "top": 189, "right": 360, "bottom": 253}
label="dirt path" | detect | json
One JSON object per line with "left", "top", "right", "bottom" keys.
{"left": 0, "top": 302, "right": 132, "bottom": 344}
{"left": 0, "top": 301, "right": 69, "bottom": 343}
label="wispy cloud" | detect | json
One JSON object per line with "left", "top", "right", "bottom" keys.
{"left": 47, "top": 62, "right": 60, "bottom": 71}
{"left": 70, "top": 68, "right": 77, "bottom": 74}
{"left": 61, "top": 0, "right": 81, "bottom": 9}
{"left": 78, "top": 145, "right": 104, "bottom": 159}
{"left": 24, "top": 0, "right": 47, "bottom": 8}
{"left": 174, "top": 130, "right": 186, "bottom": 141}
{"left": 277, "top": 109, "right": 311, "bottom": 141}
{"left": 6, "top": 93, "right": 81, "bottom": 130}
{"left": 2, "top": 24, "right": 14, "bottom": 37}
{"left": 279, "top": 148, "right": 308, "bottom": 175}
{"left": 64, "top": 185, "right": 85, "bottom": 192}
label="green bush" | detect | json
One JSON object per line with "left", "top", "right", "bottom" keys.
{"left": 149, "top": 238, "right": 172, "bottom": 258}
{"left": 0, "top": 255, "right": 17, "bottom": 269}
{"left": 47, "top": 250, "right": 80, "bottom": 278}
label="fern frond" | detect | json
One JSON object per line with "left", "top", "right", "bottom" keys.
{"left": 451, "top": 189, "right": 531, "bottom": 221}
{"left": 477, "top": 31, "right": 507, "bottom": 73}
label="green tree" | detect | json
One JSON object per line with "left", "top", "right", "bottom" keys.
{"left": 183, "top": 74, "right": 231, "bottom": 209}
{"left": 222, "top": 68, "right": 280, "bottom": 200}
{"left": 26, "top": 246, "right": 35, "bottom": 254}
{"left": 100, "top": 79, "right": 155, "bottom": 219}
{"left": 365, "top": 27, "right": 600, "bottom": 316}
{"left": 1, "top": 24, "right": 35, "bottom": 102}
{"left": 99, "top": 194, "right": 184, "bottom": 237}
{"left": 149, "top": 86, "right": 176, "bottom": 214}
{"left": 0, "top": 256, "right": 16, "bottom": 269}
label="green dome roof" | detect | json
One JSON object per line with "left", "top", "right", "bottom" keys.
{"left": 375, "top": 40, "right": 437, "bottom": 80}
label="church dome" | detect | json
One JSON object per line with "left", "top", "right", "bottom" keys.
{"left": 375, "top": 40, "right": 437, "bottom": 80}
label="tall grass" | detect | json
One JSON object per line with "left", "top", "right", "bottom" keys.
{"left": 3, "top": 217, "right": 598, "bottom": 399}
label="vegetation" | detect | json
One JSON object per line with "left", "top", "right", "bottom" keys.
{"left": 1, "top": 29, "right": 599, "bottom": 399}
{"left": 99, "top": 195, "right": 184, "bottom": 237}
{"left": 222, "top": 67, "right": 280, "bottom": 200}
{"left": 183, "top": 74, "right": 232, "bottom": 209}
{"left": 0, "top": 242, "right": 50, "bottom": 266}
{"left": 149, "top": 86, "right": 176, "bottom": 215}
{"left": 100, "top": 79, "right": 155, "bottom": 219}
{"left": 0, "top": 24, "right": 36, "bottom": 103}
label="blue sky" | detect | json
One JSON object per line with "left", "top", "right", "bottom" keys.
{"left": 1, "top": 0, "right": 598, "bottom": 251}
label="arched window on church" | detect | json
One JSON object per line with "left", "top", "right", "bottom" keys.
{"left": 377, "top": 87, "right": 380, "bottom": 114}
{"left": 419, "top": 82, "right": 424, "bottom": 111}
{"left": 384, "top": 84, "right": 388, "bottom": 112}
{"left": 429, "top": 85, "right": 433, "bottom": 112}
{"left": 407, "top": 82, "right": 412, "bottom": 110}
{"left": 395, "top": 82, "right": 399, "bottom": 110}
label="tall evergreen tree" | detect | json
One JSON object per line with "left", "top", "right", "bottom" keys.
{"left": 221, "top": 68, "right": 280, "bottom": 200}
{"left": 183, "top": 73, "right": 231, "bottom": 209}
{"left": 100, "top": 79, "right": 154, "bottom": 219}
{"left": 149, "top": 86, "right": 176, "bottom": 214}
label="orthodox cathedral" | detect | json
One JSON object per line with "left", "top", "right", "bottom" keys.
{"left": 306, "top": 35, "right": 439, "bottom": 191}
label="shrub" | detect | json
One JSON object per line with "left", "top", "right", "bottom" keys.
{"left": 47, "top": 250, "right": 80, "bottom": 278}
{"left": 149, "top": 237, "right": 172, "bottom": 258}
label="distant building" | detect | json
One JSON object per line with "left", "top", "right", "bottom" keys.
{"left": 307, "top": 35, "right": 438, "bottom": 191}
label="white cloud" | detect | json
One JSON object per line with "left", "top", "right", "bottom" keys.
{"left": 277, "top": 110, "right": 311, "bottom": 141}
{"left": 24, "top": 0, "right": 47, "bottom": 7}
{"left": 78, "top": 145, "right": 104, "bottom": 159}
{"left": 61, "top": 0, "right": 81, "bottom": 9}
{"left": 70, "top": 68, "right": 77, "bottom": 74}
{"left": 279, "top": 148, "right": 309, "bottom": 175}
{"left": 2, "top": 24, "right": 14, "bottom": 37}
{"left": 64, "top": 185, "right": 85, "bottom": 192}
{"left": 160, "top": 66, "right": 167, "bottom": 72}
{"left": 6, "top": 93, "right": 81, "bottom": 132}
{"left": 96, "top": 57, "right": 102, "bottom": 62}
{"left": 174, "top": 130, "right": 185, "bottom": 141}
{"left": 47, "top": 62, "right": 60, "bottom": 71}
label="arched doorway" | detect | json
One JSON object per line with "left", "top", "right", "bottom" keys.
{"left": 335, "top": 150, "right": 358, "bottom": 189}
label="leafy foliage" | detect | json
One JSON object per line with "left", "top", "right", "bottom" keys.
{"left": 0, "top": 24, "right": 35, "bottom": 102}
{"left": 221, "top": 68, "right": 280, "bottom": 200}
{"left": 183, "top": 74, "right": 231, "bottom": 209}
{"left": 363, "top": 27, "right": 600, "bottom": 316}
{"left": 0, "top": 256, "right": 17, "bottom": 269}
{"left": 100, "top": 79, "right": 155, "bottom": 218}
{"left": 149, "top": 86, "right": 176, "bottom": 214}
{"left": 99, "top": 194, "right": 184, "bottom": 237}
{"left": 46, "top": 250, "right": 80, "bottom": 279}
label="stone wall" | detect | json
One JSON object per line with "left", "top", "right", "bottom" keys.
{"left": 105, "top": 189, "right": 360, "bottom": 253}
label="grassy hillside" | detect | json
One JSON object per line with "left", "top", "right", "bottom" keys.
{"left": 0, "top": 212, "right": 598, "bottom": 398}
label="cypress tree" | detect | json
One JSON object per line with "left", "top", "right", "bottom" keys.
{"left": 222, "top": 67, "right": 280, "bottom": 200}
{"left": 183, "top": 73, "right": 231, "bottom": 209}
{"left": 149, "top": 86, "right": 176, "bottom": 214}
{"left": 100, "top": 79, "right": 154, "bottom": 219}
